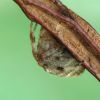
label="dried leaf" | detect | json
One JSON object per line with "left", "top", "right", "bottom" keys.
{"left": 14, "top": 0, "right": 100, "bottom": 81}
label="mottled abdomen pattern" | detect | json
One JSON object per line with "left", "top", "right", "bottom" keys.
{"left": 30, "top": 26, "right": 84, "bottom": 77}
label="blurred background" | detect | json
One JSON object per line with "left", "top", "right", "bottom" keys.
{"left": 0, "top": 0, "right": 100, "bottom": 100}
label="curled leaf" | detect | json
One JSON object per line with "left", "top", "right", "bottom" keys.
{"left": 14, "top": 0, "right": 100, "bottom": 81}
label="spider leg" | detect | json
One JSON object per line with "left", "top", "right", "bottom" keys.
{"left": 30, "top": 21, "right": 38, "bottom": 59}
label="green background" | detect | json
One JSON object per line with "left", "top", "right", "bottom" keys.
{"left": 0, "top": 0, "right": 100, "bottom": 100}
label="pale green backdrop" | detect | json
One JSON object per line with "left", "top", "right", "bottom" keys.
{"left": 0, "top": 0, "right": 100, "bottom": 100}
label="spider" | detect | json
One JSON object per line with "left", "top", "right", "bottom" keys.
{"left": 30, "top": 22, "right": 84, "bottom": 77}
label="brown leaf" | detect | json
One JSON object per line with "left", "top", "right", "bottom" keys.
{"left": 14, "top": 0, "right": 100, "bottom": 81}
